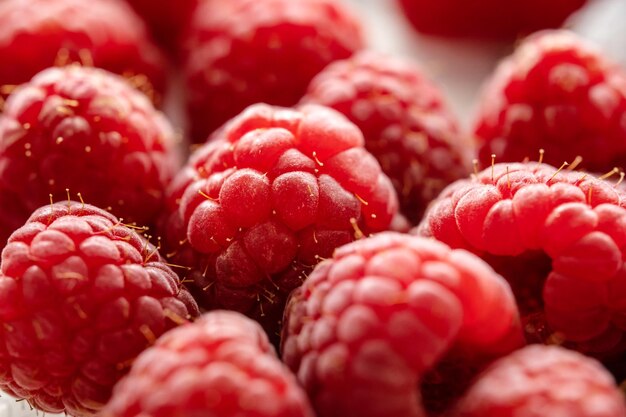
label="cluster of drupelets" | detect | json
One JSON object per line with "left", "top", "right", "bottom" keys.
{"left": 0, "top": 0, "right": 625, "bottom": 417}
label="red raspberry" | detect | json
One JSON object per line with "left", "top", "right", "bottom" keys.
{"left": 124, "top": 0, "right": 198, "bottom": 55}
{"left": 452, "top": 345, "right": 626, "bottom": 417}
{"left": 474, "top": 30, "right": 626, "bottom": 172}
{"left": 100, "top": 311, "right": 314, "bottom": 417}
{"left": 281, "top": 232, "right": 523, "bottom": 417}
{"left": 301, "top": 51, "right": 472, "bottom": 224}
{"left": 162, "top": 104, "right": 399, "bottom": 338}
{"left": 397, "top": 0, "right": 587, "bottom": 40}
{"left": 415, "top": 161, "right": 626, "bottom": 358}
{"left": 0, "top": 65, "right": 179, "bottom": 249}
{"left": 0, "top": 202, "right": 199, "bottom": 416}
{"left": 183, "top": 0, "right": 364, "bottom": 143}
{"left": 0, "top": 0, "right": 166, "bottom": 103}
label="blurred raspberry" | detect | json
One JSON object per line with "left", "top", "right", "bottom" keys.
{"left": 101, "top": 311, "right": 314, "bottom": 417}
{"left": 0, "top": 65, "right": 179, "bottom": 249}
{"left": 416, "top": 161, "right": 626, "bottom": 358}
{"left": 302, "top": 51, "right": 472, "bottom": 224}
{"left": 0, "top": 0, "right": 167, "bottom": 103}
{"left": 183, "top": 0, "right": 364, "bottom": 142}
{"left": 397, "top": 0, "right": 587, "bottom": 40}
{"left": 282, "top": 232, "right": 523, "bottom": 417}
{"left": 475, "top": 30, "right": 626, "bottom": 172}
{"left": 452, "top": 345, "right": 626, "bottom": 417}
{"left": 0, "top": 202, "right": 199, "bottom": 416}
{"left": 161, "top": 104, "right": 399, "bottom": 339}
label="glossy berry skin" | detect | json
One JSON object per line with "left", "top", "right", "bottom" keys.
{"left": 302, "top": 51, "right": 472, "bottom": 224}
{"left": 0, "top": 66, "right": 179, "bottom": 249}
{"left": 101, "top": 311, "right": 314, "bottom": 417}
{"left": 0, "top": 0, "right": 166, "bottom": 102}
{"left": 282, "top": 233, "right": 523, "bottom": 417}
{"left": 416, "top": 162, "right": 626, "bottom": 358}
{"left": 397, "top": 0, "right": 587, "bottom": 40}
{"left": 475, "top": 31, "right": 626, "bottom": 172}
{"left": 183, "top": 0, "right": 364, "bottom": 143}
{"left": 0, "top": 202, "right": 199, "bottom": 417}
{"left": 162, "top": 104, "right": 399, "bottom": 338}
{"left": 452, "top": 345, "right": 626, "bottom": 417}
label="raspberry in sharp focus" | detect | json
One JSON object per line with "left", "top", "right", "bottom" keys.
{"left": 474, "top": 30, "right": 626, "bottom": 173}
{"left": 281, "top": 232, "right": 523, "bottom": 417}
{"left": 182, "top": 0, "right": 364, "bottom": 143}
{"left": 415, "top": 161, "right": 626, "bottom": 358}
{"left": 397, "top": 0, "right": 587, "bottom": 40}
{"left": 301, "top": 51, "right": 473, "bottom": 224}
{"left": 161, "top": 103, "right": 399, "bottom": 340}
{"left": 0, "top": 201, "right": 199, "bottom": 417}
{"left": 0, "top": 65, "right": 180, "bottom": 250}
{"left": 0, "top": 0, "right": 167, "bottom": 103}
{"left": 451, "top": 345, "right": 626, "bottom": 417}
{"left": 100, "top": 311, "right": 314, "bottom": 417}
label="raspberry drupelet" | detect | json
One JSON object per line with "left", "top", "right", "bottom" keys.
{"left": 0, "top": 65, "right": 179, "bottom": 249}
{"left": 183, "top": 0, "right": 364, "bottom": 143}
{"left": 474, "top": 30, "right": 626, "bottom": 173}
{"left": 0, "top": 202, "right": 199, "bottom": 417}
{"left": 161, "top": 104, "right": 399, "bottom": 339}
{"left": 100, "top": 311, "right": 314, "bottom": 417}
{"left": 0, "top": 0, "right": 166, "bottom": 103}
{"left": 452, "top": 345, "right": 626, "bottom": 417}
{"left": 301, "top": 51, "right": 472, "bottom": 224}
{"left": 281, "top": 232, "right": 523, "bottom": 417}
{"left": 415, "top": 160, "right": 626, "bottom": 358}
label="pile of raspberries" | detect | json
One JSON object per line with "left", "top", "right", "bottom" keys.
{"left": 0, "top": 0, "right": 625, "bottom": 416}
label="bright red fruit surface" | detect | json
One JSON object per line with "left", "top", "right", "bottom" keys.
{"left": 475, "top": 30, "right": 626, "bottom": 172}
{"left": 302, "top": 51, "right": 472, "bottom": 224}
{"left": 397, "top": 0, "right": 587, "bottom": 40}
{"left": 452, "top": 345, "right": 626, "bottom": 417}
{"left": 183, "top": 0, "right": 364, "bottom": 142}
{"left": 161, "top": 104, "right": 399, "bottom": 339}
{"left": 0, "top": 65, "right": 179, "bottom": 249}
{"left": 415, "top": 162, "right": 626, "bottom": 358}
{"left": 282, "top": 232, "right": 523, "bottom": 417}
{"left": 101, "top": 311, "right": 314, "bottom": 417}
{"left": 0, "top": 0, "right": 166, "bottom": 102}
{"left": 0, "top": 202, "right": 199, "bottom": 416}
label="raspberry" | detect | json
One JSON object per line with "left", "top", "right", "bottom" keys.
{"left": 0, "top": 65, "right": 179, "bottom": 249}
{"left": 452, "top": 345, "right": 626, "bottom": 417}
{"left": 301, "top": 51, "right": 472, "bottom": 224}
{"left": 415, "top": 161, "right": 626, "bottom": 358}
{"left": 474, "top": 30, "right": 626, "bottom": 173}
{"left": 0, "top": 0, "right": 166, "bottom": 103}
{"left": 397, "top": 0, "right": 587, "bottom": 40}
{"left": 124, "top": 0, "right": 198, "bottom": 55}
{"left": 0, "top": 202, "right": 199, "bottom": 416}
{"left": 100, "top": 311, "right": 314, "bottom": 417}
{"left": 183, "top": 0, "right": 364, "bottom": 143}
{"left": 161, "top": 104, "right": 399, "bottom": 339}
{"left": 281, "top": 232, "right": 523, "bottom": 417}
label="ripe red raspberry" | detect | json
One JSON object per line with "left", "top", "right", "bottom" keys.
{"left": 397, "top": 0, "right": 587, "bottom": 40}
{"left": 0, "top": 201, "right": 199, "bottom": 417}
{"left": 474, "top": 30, "right": 626, "bottom": 172}
{"left": 452, "top": 345, "right": 626, "bottom": 417}
{"left": 0, "top": 65, "right": 179, "bottom": 249}
{"left": 100, "top": 311, "right": 314, "bottom": 417}
{"left": 162, "top": 103, "right": 399, "bottom": 338}
{"left": 0, "top": 0, "right": 166, "bottom": 103}
{"left": 281, "top": 232, "right": 523, "bottom": 417}
{"left": 183, "top": 0, "right": 364, "bottom": 143}
{"left": 124, "top": 0, "right": 198, "bottom": 55}
{"left": 415, "top": 161, "right": 626, "bottom": 358}
{"left": 301, "top": 51, "right": 472, "bottom": 224}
